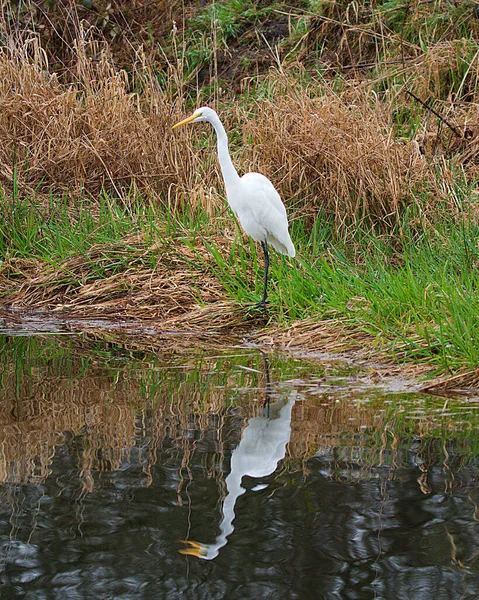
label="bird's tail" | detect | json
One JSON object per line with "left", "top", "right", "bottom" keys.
{"left": 268, "top": 234, "right": 296, "bottom": 258}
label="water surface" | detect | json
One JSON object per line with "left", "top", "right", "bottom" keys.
{"left": 0, "top": 332, "right": 479, "bottom": 599}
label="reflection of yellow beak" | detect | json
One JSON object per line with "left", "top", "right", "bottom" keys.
{"left": 172, "top": 113, "right": 197, "bottom": 129}
{"left": 178, "top": 539, "right": 206, "bottom": 557}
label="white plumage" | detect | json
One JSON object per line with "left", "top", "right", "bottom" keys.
{"left": 232, "top": 172, "right": 295, "bottom": 256}
{"left": 173, "top": 107, "right": 295, "bottom": 308}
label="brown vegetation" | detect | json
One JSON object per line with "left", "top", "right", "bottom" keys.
{"left": 0, "top": 0, "right": 187, "bottom": 73}
{"left": 0, "top": 229, "right": 265, "bottom": 332}
{"left": 0, "top": 37, "right": 476, "bottom": 226}
{"left": 0, "top": 3, "right": 478, "bottom": 225}
{"left": 0, "top": 38, "right": 194, "bottom": 202}
{"left": 245, "top": 84, "right": 429, "bottom": 226}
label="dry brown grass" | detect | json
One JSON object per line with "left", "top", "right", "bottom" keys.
{"left": 421, "top": 368, "right": 479, "bottom": 396}
{"left": 383, "top": 40, "right": 479, "bottom": 101}
{"left": 0, "top": 29, "right": 478, "bottom": 228}
{"left": 242, "top": 79, "right": 430, "bottom": 227}
{"left": 0, "top": 36, "right": 199, "bottom": 203}
{"left": 0, "top": 2, "right": 479, "bottom": 246}
{"left": 0, "top": 229, "right": 267, "bottom": 333}
{"left": 0, "top": 33, "right": 458, "bottom": 215}
{"left": 0, "top": 0, "right": 189, "bottom": 73}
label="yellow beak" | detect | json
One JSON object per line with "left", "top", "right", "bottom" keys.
{"left": 172, "top": 113, "right": 197, "bottom": 129}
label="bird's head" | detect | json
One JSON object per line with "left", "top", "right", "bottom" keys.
{"left": 172, "top": 106, "right": 217, "bottom": 129}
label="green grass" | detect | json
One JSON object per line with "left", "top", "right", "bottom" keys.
{"left": 1, "top": 181, "right": 479, "bottom": 373}
{"left": 0, "top": 181, "right": 211, "bottom": 265}
{"left": 2, "top": 182, "right": 479, "bottom": 374}
{"left": 198, "top": 199, "right": 479, "bottom": 373}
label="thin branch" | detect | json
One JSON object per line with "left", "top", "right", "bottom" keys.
{"left": 406, "top": 91, "right": 463, "bottom": 138}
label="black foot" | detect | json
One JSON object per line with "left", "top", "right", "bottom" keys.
{"left": 254, "top": 298, "right": 268, "bottom": 315}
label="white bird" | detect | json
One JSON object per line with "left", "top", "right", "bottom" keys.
{"left": 173, "top": 107, "right": 295, "bottom": 309}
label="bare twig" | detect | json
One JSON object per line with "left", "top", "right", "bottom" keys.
{"left": 406, "top": 91, "right": 463, "bottom": 138}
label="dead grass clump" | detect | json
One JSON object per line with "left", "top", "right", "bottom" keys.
{"left": 0, "top": 231, "right": 262, "bottom": 332}
{"left": 257, "top": 316, "right": 432, "bottom": 382}
{"left": 243, "top": 79, "right": 430, "bottom": 227}
{"left": 0, "top": 0, "right": 189, "bottom": 74}
{"left": 0, "top": 37, "right": 199, "bottom": 203}
{"left": 258, "top": 315, "right": 373, "bottom": 356}
{"left": 388, "top": 40, "right": 479, "bottom": 102}
{"left": 421, "top": 368, "right": 479, "bottom": 396}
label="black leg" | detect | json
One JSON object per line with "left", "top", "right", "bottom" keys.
{"left": 261, "top": 352, "right": 271, "bottom": 413}
{"left": 262, "top": 240, "right": 269, "bottom": 305}
{"left": 256, "top": 240, "right": 269, "bottom": 311}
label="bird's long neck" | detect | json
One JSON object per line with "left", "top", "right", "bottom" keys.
{"left": 210, "top": 113, "right": 240, "bottom": 189}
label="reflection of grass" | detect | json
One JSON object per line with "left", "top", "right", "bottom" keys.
{"left": 0, "top": 333, "right": 355, "bottom": 408}
{"left": 291, "top": 388, "right": 479, "bottom": 488}
{"left": 0, "top": 335, "right": 266, "bottom": 487}
{"left": 0, "top": 334, "right": 292, "bottom": 402}
{"left": 1, "top": 335, "right": 479, "bottom": 493}
{"left": 377, "top": 393, "right": 479, "bottom": 448}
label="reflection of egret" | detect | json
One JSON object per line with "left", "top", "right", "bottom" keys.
{"left": 173, "top": 107, "right": 295, "bottom": 309}
{"left": 180, "top": 358, "right": 296, "bottom": 560}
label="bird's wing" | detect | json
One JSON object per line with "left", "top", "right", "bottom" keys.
{"left": 240, "top": 173, "right": 287, "bottom": 218}
{"left": 238, "top": 172, "right": 295, "bottom": 257}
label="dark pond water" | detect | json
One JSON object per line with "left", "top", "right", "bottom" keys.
{"left": 1, "top": 330, "right": 479, "bottom": 599}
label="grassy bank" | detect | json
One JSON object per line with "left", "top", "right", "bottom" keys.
{"left": 1, "top": 188, "right": 479, "bottom": 376}
{"left": 1, "top": 1, "right": 479, "bottom": 378}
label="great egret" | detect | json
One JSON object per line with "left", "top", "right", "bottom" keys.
{"left": 173, "top": 107, "right": 295, "bottom": 309}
